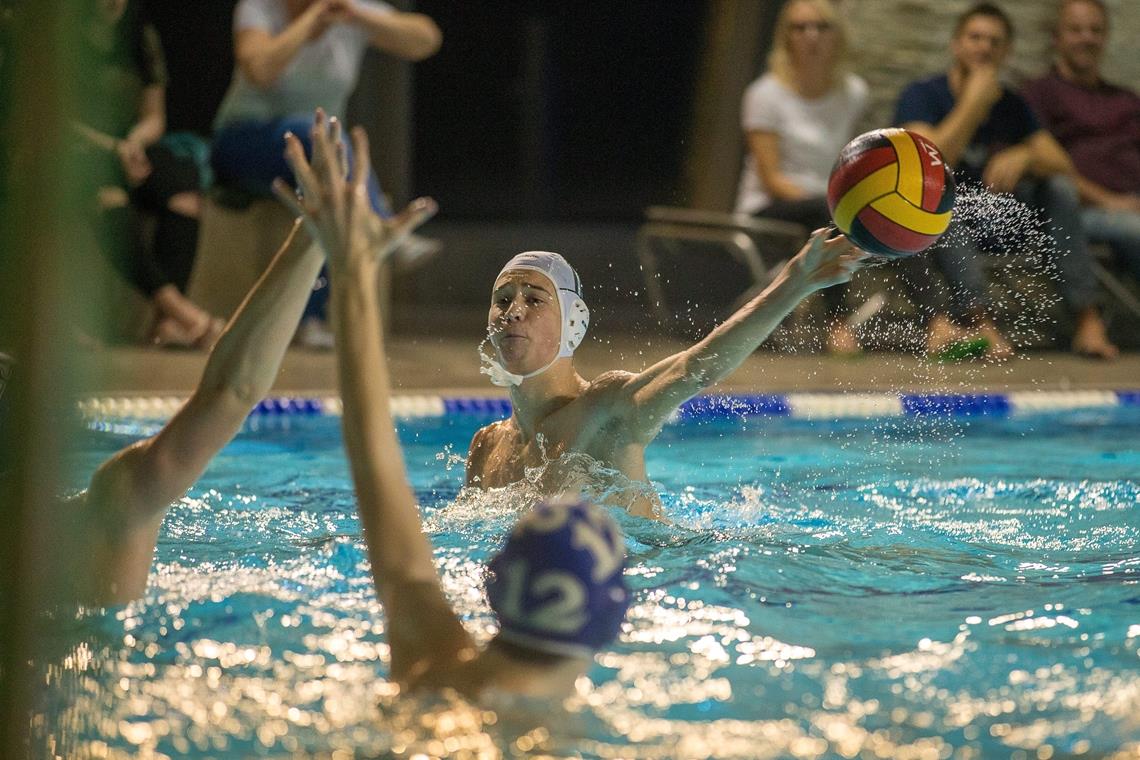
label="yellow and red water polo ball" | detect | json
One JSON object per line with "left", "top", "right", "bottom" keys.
{"left": 827, "top": 128, "right": 955, "bottom": 258}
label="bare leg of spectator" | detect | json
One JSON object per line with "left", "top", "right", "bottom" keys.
{"left": 1019, "top": 176, "right": 1117, "bottom": 359}
{"left": 151, "top": 285, "right": 224, "bottom": 350}
{"left": 758, "top": 198, "right": 860, "bottom": 354}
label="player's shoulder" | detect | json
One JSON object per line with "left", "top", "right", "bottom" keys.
{"left": 471, "top": 417, "right": 511, "bottom": 445}
{"left": 586, "top": 370, "right": 638, "bottom": 396}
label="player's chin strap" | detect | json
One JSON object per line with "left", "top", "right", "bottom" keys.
{"left": 480, "top": 336, "right": 561, "bottom": 388}
{"left": 480, "top": 295, "right": 589, "bottom": 387}
{"left": 482, "top": 358, "right": 524, "bottom": 387}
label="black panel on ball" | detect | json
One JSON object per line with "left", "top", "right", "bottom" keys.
{"left": 936, "top": 167, "right": 956, "bottom": 215}
{"left": 848, "top": 217, "right": 908, "bottom": 259}
{"left": 832, "top": 130, "right": 894, "bottom": 173}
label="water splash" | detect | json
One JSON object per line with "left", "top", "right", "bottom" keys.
{"left": 476, "top": 331, "right": 501, "bottom": 385}
{"left": 32, "top": 410, "right": 1140, "bottom": 758}
{"left": 433, "top": 444, "right": 666, "bottom": 530}
{"left": 936, "top": 182, "right": 1065, "bottom": 346}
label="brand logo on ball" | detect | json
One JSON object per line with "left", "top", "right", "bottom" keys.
{"left": 918, "top": 137, "right": 944, "bottom": 167}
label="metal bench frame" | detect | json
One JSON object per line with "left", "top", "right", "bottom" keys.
{"left": 636, "top": 206, "right": 807, "bottom": 324}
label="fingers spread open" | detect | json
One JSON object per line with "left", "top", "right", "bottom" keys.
{"left": 311, "top": 121, "right": 340, "bottom": 196}
{"left": 389, "top": 196, "right": 439, "bottom": 247}
{"left": 282, "top": 132, "right": 320, "bottom": 207}
{"left": 272, "top": 177, "right": 305, "bottom": 217}
{"left": 349, "top": 127, "right": 372, "bottom": 197}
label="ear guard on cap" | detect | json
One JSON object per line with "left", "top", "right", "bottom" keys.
{"left": 562, "top": 296, "right": 590, "bottom": 356}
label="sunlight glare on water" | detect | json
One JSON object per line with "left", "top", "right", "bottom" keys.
{"left": 36, "top": 407, "right": 1140, "bottom": 758}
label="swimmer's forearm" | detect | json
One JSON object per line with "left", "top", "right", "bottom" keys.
{"left": 625, "top": 271, "right": 807, "bottom": 431}
{"left": 82, "top": 225, "right": 323, "bottom": 560}
{"left": 197, "top": 221, "right": 322, "bottom": 408}
{"left": 330, "top": 265, "right": 439, "bottom": 586}
{"left": 688, "top": 269, "right": 807, "bottom": 378}
{"left": 628, "top": 229, "right": 857, "bottom": 436}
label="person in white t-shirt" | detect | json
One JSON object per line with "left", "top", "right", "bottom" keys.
{"left": 210, "top": 0, "right": 440, "bottom": 345}
{"left": 735, "top": 0, "right": 869, "bottom": 354}
{"left": 212, "top": 0, "right": 439, "bottom": 204}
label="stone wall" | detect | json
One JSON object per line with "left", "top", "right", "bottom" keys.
{"left": 842, "top": 0, "right": 1140, "bottom": 131}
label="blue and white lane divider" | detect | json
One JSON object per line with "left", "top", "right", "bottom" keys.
{"left": 78, "top": 390, "right": 1139, "bottom": 422}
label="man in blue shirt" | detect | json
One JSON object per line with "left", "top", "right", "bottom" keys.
{"left": 895, "top": 2, "right": 1117, "bottom": 360}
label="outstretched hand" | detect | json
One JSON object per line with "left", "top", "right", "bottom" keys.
{"left": 786, "top": 228, "right": 868, "bottom": 292}
{"left": 273, "top": 109, "right": 437, "bottom": 272}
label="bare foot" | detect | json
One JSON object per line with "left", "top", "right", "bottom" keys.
{"left": 152, "top": 317, "right": 196, "bottom": 347}
{"left": 925, "top": 314, "right": 970, "bottom": 357}
{"left": 1072, "top": 310, "right": 1118, "bottom": 360}
{"left": 826, "top": 320, "right": 861, "bottom": 356}
{"left": 152, "top": 315, "right": 224, "bottom": 351}
{"left": 976, "top": 320, "right": 1015, "bottom": 363}
{"left": 150, "top": 285, "right": 225, "bottom": 350}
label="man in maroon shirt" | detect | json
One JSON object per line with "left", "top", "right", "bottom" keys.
{"left": 1022, "top": 0, "right": 1140, "bottom": 287}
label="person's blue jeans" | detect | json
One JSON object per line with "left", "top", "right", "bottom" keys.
{"left": 1082, "top": 206, "right": 1140, "bottom": 282}
{"left": 905, "top": 175, "right": 1100, "bottom": 323}
{"left": 212, "top": 115, "right": 393, "bottom": 320}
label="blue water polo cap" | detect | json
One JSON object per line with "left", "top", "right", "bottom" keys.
{"left": 486, "top": 499, "right": 630, "bottom": 659}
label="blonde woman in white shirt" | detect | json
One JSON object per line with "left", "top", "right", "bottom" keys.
{"left": 735, "top": 0, "right": 869, "bottom": 354}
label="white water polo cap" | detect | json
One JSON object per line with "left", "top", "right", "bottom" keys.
{"left": 484, "top": 251, "right": 590, "bottom": 387}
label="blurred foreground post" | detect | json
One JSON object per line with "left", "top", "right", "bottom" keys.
{"left": 0, "top": 1, "right": 104, "bottom": 755}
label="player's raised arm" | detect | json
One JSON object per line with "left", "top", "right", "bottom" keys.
{"left": 279, "top": 112, "right": 469, "bottom": 681}
{"left": 616, "top": 230, "right": 865, "bottom": 442}
{"left": 84, "top": 217, "right": 323, "bottom": 604}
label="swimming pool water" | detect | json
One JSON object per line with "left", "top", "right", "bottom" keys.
{"left": 38, "top": 406, "right": 1140, "bottom": 758}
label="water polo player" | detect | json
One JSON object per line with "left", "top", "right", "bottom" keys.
{"left": 281, "top": 113, "right": 631, "bottom": 695}
{"left": 466, "top": 230, "right": 868, "bottom": 518}
{"left": 51, "top": 217, "right": 327, "bottom": 605}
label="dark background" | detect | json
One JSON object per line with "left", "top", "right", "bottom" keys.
{"left": 133, "top": 2, "right": 787, "bottom": 319}
{"left": 411, "top": 2, "right": 706, "bottom": 221}
{"left": 143, "top": 1, "right": 709, "bottom": 223}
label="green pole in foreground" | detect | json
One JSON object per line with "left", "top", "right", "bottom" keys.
{"left": 0, "top": 1, "right": 106, "bottom": 755}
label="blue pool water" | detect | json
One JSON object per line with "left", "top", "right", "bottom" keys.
{"left": 39, "top": 405, "right": 1140, "bottom": 758}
